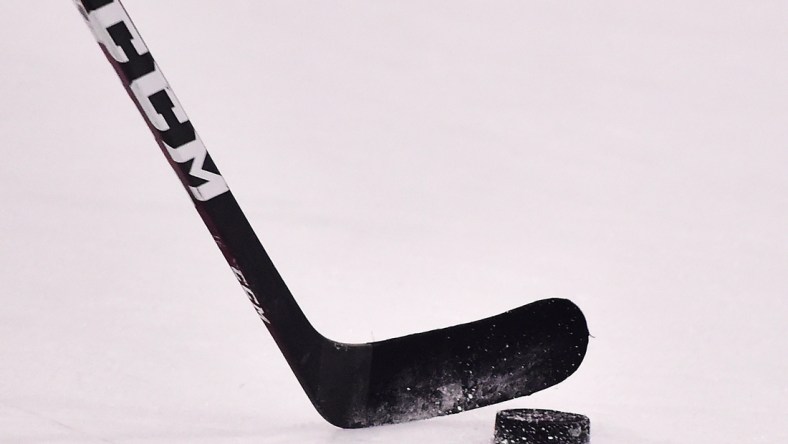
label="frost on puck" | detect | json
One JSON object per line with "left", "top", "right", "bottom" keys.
{"left": 494, "top": 409, "right": 590, "bottom": 444}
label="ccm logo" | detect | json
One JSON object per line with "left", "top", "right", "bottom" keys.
{"left": 80, "top": 0, "right": 229, "bottom": 201}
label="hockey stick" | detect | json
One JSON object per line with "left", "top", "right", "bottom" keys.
{"left": 73, "top": 0, "right": 589, "bottom": 428}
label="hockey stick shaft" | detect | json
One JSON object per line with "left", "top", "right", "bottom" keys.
{"left": 73, "top": 0, "right": 321, "bottom": 371}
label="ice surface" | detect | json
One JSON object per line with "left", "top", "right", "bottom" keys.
{"left": 1, "top": 1, "right": 786, "bottom": 442}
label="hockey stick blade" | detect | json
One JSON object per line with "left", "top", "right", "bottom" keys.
{"left": 74, "top": 0, "right": 589, "bottom": 428}
{"left": 313, "top": 298, "right": 587, "bottom": 427}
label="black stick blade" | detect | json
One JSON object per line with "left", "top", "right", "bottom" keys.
{"left": 310, "top": 298, "right": 589, "bottom": 428}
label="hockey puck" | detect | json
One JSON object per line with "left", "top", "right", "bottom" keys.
{"left": 494, "top": 409, "right": 590, "bottom": 444}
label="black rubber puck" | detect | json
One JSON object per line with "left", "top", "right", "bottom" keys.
{"left": 494, "top": 409, "right": 590, "bottom": 444}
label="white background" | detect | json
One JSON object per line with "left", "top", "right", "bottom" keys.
{"left": 1, "top": 1, "right": 786, "bottom": 442}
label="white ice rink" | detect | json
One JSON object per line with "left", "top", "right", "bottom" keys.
{"left": 2, "top": 1, "right": 786, "bottom": 442}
